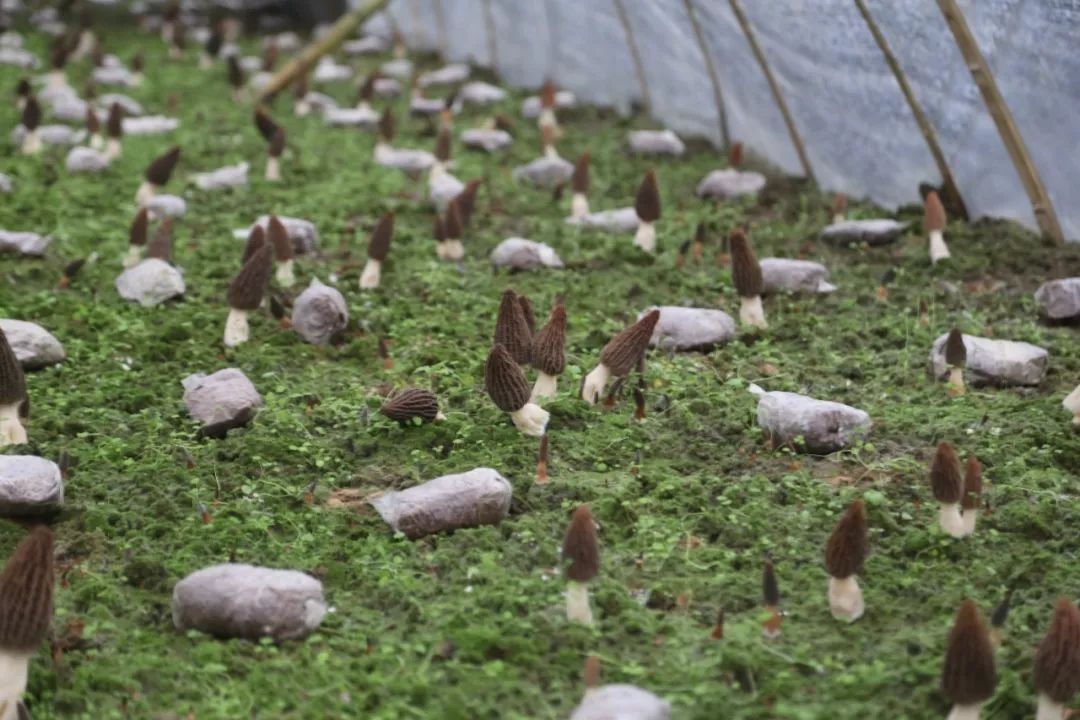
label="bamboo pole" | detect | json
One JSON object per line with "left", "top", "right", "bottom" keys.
{"left": 935, "top": 0, "right": 1063, "bottom": 244}
{"left": 611, "top": 0, "right": 652, "bottom": 114}
{"left": 258, "top": 0, "right": 391, "bottom": 101}
{"left": 728, "top": 0, "right": 815, "bottom": 183}
{"left": 432, "top": 0, "right": 449, "bottom": 61}
{"left": 854, "top": 0, "right": 967, "bottom": 219}
{"left": 481, "top": 0, "right": 499, "bottom": 71}
{"left": 682, "top": 0, "right": 729, "bottom": 147}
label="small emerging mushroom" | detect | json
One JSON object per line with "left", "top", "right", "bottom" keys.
{"left": 570, "top": 152, "right": 589, "bottom": 219}
{"left": 942, "top": 600, "right": 997, "bottom": 720}
{"left": 730, "top": 229, "right": 766, "bottom": 329}
{"left": 945, "top": 328, "right": 967, "bottom": 396}
{"left": 131, "top": 51, "right": 145, "bottom": 87}
{"left": 494, "top": 290, "right": 532, "bottom": 366}
{"left": 227, "top": 54, "right": 245, "bottom": 102}
{"left": 0, "top": 526, "right": 55, "bottom": 711}
{"left": 14, "top": 78, "right": 31, "bottom": 111}
{"left": 961, "top": 456, "right": 982, "bottom": 537}
{"left": 926, "top": 191, "right": 950, "bottom": 265}
{"left": 125, "top": 206, "right": 149, "bottom": 268}
{"left": 19, "top": 95, "right": 41, "bottom": 155}
{"left": 267, "top": 215, "right": 294, "bottom": 287}
{"left": 224, "top": 244, "right": 274, "bottom": 348}
{"left": 1033, "top": 598, "right": 1080, "bottom": 720}
{"left": 360, "top": 212, "right": 394, "bottom": 290}
{"left": 989, "top": 591, "right": 1011, "bottom": 649}
{"left": 538, "top": 79, "right": 561, "bottom": 138}
{"left": 762, "top": 561, "right": 782, "bottom": 639}
{"left": 201, "top": 27, "right": 223, "bottom": 69}
{"left": 484, "top": 343, "right": 549, "bottom": 437}
{"left": 441, "top": 198, "right": 465, "bottom": 261}
{"left": 137, "top": 145, "right": 181, "bottom": 205}
{"left": 562, "top": 505, "right": 599, "bottom": 625}
{"left": 831, "top": 193, "right": 848, "bottom": 224}
{"left": 456, "top": 179, "right": 482, "bottom": 227}
{"left": 825, "top": 499, "right": 869, "bottom": 622}
{"left": 380, "top": 388, "right": 445, "bottom": 423}
{"left": 1061, "top": 384, "right": 1080, "bottom": 425}
{"left": 930, "top": 441, "right": 965, "bottom": 538}
{"left": 531, "top": 304, "right": 566, "bottom": 401}
{"left": 581, "top": 310, "right": 660, "bottom": 405}
{"left": 48, "top": 40, "right": 68, "bottom": 90}
{"left": 146, "top": 217, "right": 173, "bottom": 263}
{"left": 86, "top": 105, "right": 103, "bottom": 150}
{"left": 242, "top": 224, "right": 267, "bottom": 264}
{"left": 0, "top": 329, "right": 29, "bottom": 445}
{"left": 104, "top": 102, "right": 123, "bottom": 160}
{"left": 633, "top": 170, "right": 660, "bottom": 253}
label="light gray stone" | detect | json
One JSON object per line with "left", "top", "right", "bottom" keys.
{"left": 0, "top": 319, "right": 64, "bottom": 369}
{"left": 513, "top": 155, "right": 574, "bottom": 189}
{"left": 370, "top": 468, "right": 512, "bottom": 540}
{"left": 419, "top": 63, "right": 469, "bottom": 88}
{"left": 0, "top": 456, "right": 64, "bottom": 517}
{"left": 192, "top": 162, "right": 249, "bottom": 191}
{"left": 752, "top": 386, "right": 871, "bottom": 454}
{"left": 409, "top": 96, "right": 444, "bottom": 116}
{"left": 51, "top": 94, "right": 89, "bottom": 121}
{"left": 1034, "top": 278, "right": 1080, "bottom": 320}
{"left": 461, "top": 128, "right": 512, "bottom": 152}
{"left": 0, "top": 230, "right": 51, "bottom": 256}
{"left": 696, "top": 169, "right": 766, "bottom": 199}
{"left": 182, "top": 368, "right": 262, "bottom": 434}
{"left": 146, "top": 194, "right": 187, "bottom": 219}
{"left": 324, "top": 106, "right": 379, "bottom": 128}
{"left": 760, "top": 258, "right": 836, "bottom": 294}
{"left": 238, "top": 216, "right": 319, "bottom": 254}
{"left": 123, "top": 116, "right": 179, "bottom": 135}
{"left": 342, "top": 35, "right": 388, "bottom": 55}
{"left": 627, "top": 129, "right": 685, "bottom": 156}
{"left": 116, "top": 258, "right": 185, "bottom": 306}
{"left": 521, "top": 91, "right": 576, "bottom": 118}
{"left": 99, "top": 93, "right": 144, "bottom": 116}
{"left": 819, "top": 219, "right": 907, "bottom": 247}
{"left": 565, "top": 207, "right": 639, "bottom": 233}
{"left": 292, "top": 278, "right": 348, "bottom": 345}
{"left": 641, "top": 306, "right": 735, "bottom": 351}
{"left": 459, "top": 81, "right": 506, "bottom": 105}
{"left": 373, "top": 77, "right": 401, "bottom": 97}
{"left": 570, "top": 685, "right": 671, "bottom": 720}
{"left": 312, "top": 57, "right": 352, "bottom": 83}
{"left": 65, "top": 146, "right": 110, "bottom": 173}
{"left": 299, "top": 91, "right": 339, "bottom": 112}
{"left": 379, "top": 58, "right": 413, "bottom": 79}
{"left": 172, "top": 564, "right": 326, "bottom": 641}
{"left": 0, "top": 32, "right": 24, "bottom": 49}
{"left": 91, "top": 65, "right": 135, "bottom": 87}
{"left": 491, "top": 238, "right": 564, "bottom": 271}
{"left": 929, "top": 333, "right": 1048, "bottom": 387}
{"left": 0, "top": 47, "right": 37, "bottom": 69}
{"left": 11, "top": 124, "right": 84, "bottom": 146}
{"left": 429, "top": 172, "right": 465, "bottom": 212}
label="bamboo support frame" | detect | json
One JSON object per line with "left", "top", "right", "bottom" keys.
{"left": 612, "top": 0, "right": 652, "bottom": 115}
{"left": 682, "top": 0, "right": 730, "bottom": 147}
{"left": 728, "top": 0, "right": 815, "bottom": 182}
{"left": 936, "top": 0, "right": 1063, "bottom": 244}
{"left": 481, "top": 0, "right": 499, "bottom": 72}
{"left": 854, "top": 0, "right": 967, "bottom": 220}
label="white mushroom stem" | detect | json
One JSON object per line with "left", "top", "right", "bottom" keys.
{"left": 827, "top": 575, "right": 865, "bottom": 623}
{"left": 232, "top": 87, "right": 244, "bottom": 103}
{"left": 929, "top": 229, "right": 950, "bottom": 264}
{"left": 199, "top": 54, "right": 214, "bottom": 70}
{"left": 509, "top": 402, "right": 550, "bottom": 437}
{"left": 946, "top": 703, "right": 982, "bottom": 720}
{"left": 633, "top": 221, "right": 656, "bottom": 253}
{"left": 543, "top": 144, "right": 559, "bottom": 160}
{"left": 1062, "top": 385, "right": 1080, "bottom": 424}
{"left": 359, "top": 258, "right": 381, "bottom": 289}
{"left": 73, "top": 30, "right": 95, "bottom": 59}
{"left": 265, "top": 156, "right": 281, "bottom": 181}
{"left": 357, "top": 100, "right": 372, "bottom": 113}
{"left": 566, "top": 581, "right": 593, "bottom": 625}
{"left": 948, "top": 366, "right": 965, "bottom": 394}
{"left": 443, "top": 239, "right": 464, "bottom": 261}
{"left": 938, "top": 502, "right": 965, "bottom": 538}
{"left": 539, "top": 107, "right": 559, "bottom": 135}
{"left": 20, "top": 130, "right": 41, "bottom": 155}
{"left": 429, "top": 162, "right": 448, "bottom": 181}
{"left": 223, "top": 308, "right": 250, "bottom": 348}
{"left": 531, "top": 372, "right": 558, "bottom": 402}
{"left": 168, "top": 44, "right": 182, "bottom": 61}
{"left": 1036, "top": 694, "right": 1065, "bottom": 720}
{"left": 131, "top": 72, "right": 144, "bottom": 87}
{"left": 16, "top": 98, "right": 26, "bottom": 111}
{"left": 739, "top": 295, "right": 767, "bottom": 329}
{"left": 960, "top": 508, "right": 977, "bottom": 537}
{"left": 105, "top": 137, "right": 122, "bottom": 160}
{"left": 0, "top": 650, "right": 33, "bottom": 719}
{"left": 47, "top": 70, "right": 67, "bottom": 90}
{"left": 135, "top": 181, "right": 158, "bottom": 206}
{"left": 832, "top": 213, "right": 845, "bottom": 224}
{"left": 275, "top": 259, "right": 295, "bottom": 288}
{"left": 571, "top": 192, "right": 589, "bottom": 219}
{"left": 89, "top": 133, "right": 103, "bottom": 150}
{"left": 435, "top": 242, "right": 447, "bottom": 260}
{"left": 123, "top": 245, "right": 142, "bottom": 268}
{"left": 0, "top": 403, "right": 27, "bottom": 446}
{"left": 581, "top": 363, "right": 612, "bottom": 405}
{"left": 294, "top": 98, "right": 311, "bottom": 117}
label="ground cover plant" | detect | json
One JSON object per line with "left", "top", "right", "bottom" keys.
{"left": 2, "top": 13, "right": 1080, "bottom": 720}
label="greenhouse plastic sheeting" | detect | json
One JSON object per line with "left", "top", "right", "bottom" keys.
{"left": 364, "top": 0, "right": 1080, "bottom": 241}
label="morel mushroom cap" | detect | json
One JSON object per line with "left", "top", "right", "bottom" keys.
{"left": 1034, "top": 598, "right": 1080, "bottom": 703}
{"left": 0, "top": 329, "right": 28, "bottom": 405}
{"left": 730, "top": 229, "right": 763, "bottom": 298}
{"left": 85, "top": 105, "right": 100, "bottom": 134}
{"left": 571, "top": 152, "right": 589, "bottom": 194}
{"left": 728, "top": 141, "right": 743, "bottom": 168}
{"left": 254, "top": 107, "right": 280, "bottom": 143}
{"left": 129, "top": 207, "right": 149, "bottom": 247}
{"left": 825, "top": 500, "right": 869, "bottom": 579}
{"left": 945, "top": 329, "right": 966, "bottom": 368}
{"left": 21, "top": 95, "right": 40, "bottom": 131}
{"left": 942, "top": 599, "right": 997, "bottom": 706}
{"left": 227, "top": 54, "right": 243, "bottom": 88}
{"left": 456, "top": 180, "right": 482, "bottom": 226}
{"left": 367, "top": 211, "right": 395, "bottom": 262}
{"left": 484, "top": 343, "right": 530, "bottom": 412}
{"left": 379, "top": 107, "right": 395, "bottom": 141}
{"left": 357, "top": 72, "right": 377, "bottom": 103}
{"left": 930, "top": 441, "right": 964, "bottom": 504}
{"left": 15, "top": 78, "right": 31, "bottom": 100}
{"left": 146, "top": 217, "right": 173, "bottom": 262}
{"left": 832, "top": 193, "right": 848, "bottom": 217}
{"left": 267, "top": 215, "right": 292, "bottom": 261}
{"left": 518, "top": 294, "right": 536, "bottom": 336}
{"left": 228, "top": 243, "right": 274, "bottom": 310}
{"left": 242, "top": 224, "right": 267, "bottom": 264}
{"left": 380, "top": 388, "right": 441, "bottom": 423}
{"left": 540, "top": 79, "right": 556, "bottom": 109}
{"left": 0, "top": 525, "right": 54, "bottom": 652}
{"left": 494, "top": 290, "right": 533, "bottom": 365}
{"left": 432, "top": 213, "right": 446, "bottom": 243}
{"left": 634, "top": 170, "right": 660, "bottom": 223}
{"left": 599, "top": 309, "right": 660, "bottom": 376}
{"left": 145, "top": 145, "right": 181, "bottom": 186}
{"left": 562, "top": 505, "right": 599, "bottom": 583}
{"left": 268, "top": 127, "right": 286, "bottom": 158}
{"left": 763, "top": 561, "right": 780, "bottom": 606}
{"left": 435, "top": 127, "right": 451, "bottom": 163}
{"left": 444, "top": 198, "right": 464, "bottom": 240}
{"left": 532, "top": 304, "right": 567, "bottom": 376}
{"left": 925, "top": 191, "right": 946, "bottom": 233}
{"left": 205, "top": 28, "right": 223, "bottom": 57}
{"left": 106, "top": 102, "right": 123, "bottom": 138}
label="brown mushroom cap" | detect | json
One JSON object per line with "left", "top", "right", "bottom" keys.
{"left": 562, "top": 505, "right": 599, "bottom": 583}
{"left": 242, "top": 224, "right": 267, "bottom": 264}
{"left": 930, "top": 441, "right": 964, "bottom": 504}
{"left": 762, "top": 561, "right": 780, "bottom": 606}
{"left": 131, "top": 50, "right": 144, "bottom": 73}
{"left": 357, "top": 72, "right": 377, "bottom": 103}
{"left": 694, "top": 221, "right": 707, "bottom": 246}
{"left": 145, "top": 145, "right": 181, "bottom": 186}
{"left": 444, "top": 199, "right": 464, "bottom": 240}
{"left": 599, "top": 309, "right": 659, "bottom": 377}
{"left": 0, "top": 328, "right": 28, "bottom": 405}
{"left": 50, "top": 40, "right": 68, "bottom": 71}
{"left": 945, "top": 329, "right": 966, "bottom": 368}
{"left": 261, "top": 41, "right": 278, "bottom": 72}
{"left": 21, "top": 95, "right": 40, "bottom": 131}
{"left": 379, "top": 107, "right": 395, "bottom": 142}
{"left": 925, "top": 191, "right": 946, "bottom": 233}
{"left": 540, "top": 79, "right": 556, "bottom": 109}
{"left": 571, "top": 152, "right": 590, "bottom": 194}
{"left": 730, "top": 229, "right": 763, "bottom": 298}
{"left": 267, "top": 215, "right": 292, "bottom": 261}
{"left": 0, "top": 525, "right": 54, "bottom": 652}
{"left": 484, "top": 343, "right": 530, "bottom": 412}
{"left": 456, "top": 180, "right": 482, "bottom": 227}
{"left": 432, "top": 214, "right": 447, "bottom": 243}
{"left": 85, "top": 106, "right": 100, "bottom": 134}
{"left": 146, "top": 217, "right": 173, "bottom": 262}
{"left": 228, "top": 243, "right": 273, "bottom": 310}
{"left": 942, "top": 600, "right": 997, "bottom": 705}
{"left": 254, "top": 107, "right": 280, "bottom": 143}
{"left": 494, "top": 290, "right": 533, "bottom": 365}
{"left": 824, "top": 500, "right": 869, "bottom": 579}
{"left": 106, "top": 102, "right": 123, "bottom": 138}
{"left": 205, "top": 28, "right": 223, "bottom": 57}
{"left": 728, "top": 141, "right": 744, "bottom": 168}
{"left": 1034, "top": 598, "right": 1080, "bottom": 702}
{"left": 634, "top": 170, "right": 660, "bottom": 223}
{"left": 962, "top": 456, "right": 982, "bottom": 511}
{"left": 831, "top": 192, "right": 848, "bottom": 217}
{"left": 367, "top": 212, "right": 395, "bottom": 262}
{"left": 380, "top": 388, "right": 441, "bottom": 423}
{"left": 435, "top": 127, "right": 451, "bottom": 163}
{"left": 227, "top": 54, "right": 244, "bottom": 88}
{"left": 518, "top": 294, "right": 536, "bottom": 336}
{"left": 129, "top": 207, "right": 149, "bottom": 247}
{"left": 16, "top": 78, "right": 31, "bottom": 99}
{"left": 532, "top": 304, "right": 567, "bottom": 376}
{"left": 268, "top": 127, "right": 286, "bottom": 158}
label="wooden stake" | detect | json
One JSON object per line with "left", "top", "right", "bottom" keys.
{"left": 612, "top": 0, "right": 652, "bottom": 114}
{"left": 682, "top": 0, "right": 730, "bottom": 146}
{"left": 935, "top": 0, "right": 1064, "bottom": 244}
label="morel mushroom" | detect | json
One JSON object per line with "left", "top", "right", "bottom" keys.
{"left": 825, "top": 500, "right": 869, "bottom": 622}
{"left": 131, "top": 51, "right": 145, "bottom": 87}
{"left": 19, "top": 95, "right": 41, "bottom": 155}
{"left": 538, "top": 79, "right": 561, "bottom": 137}
{"left": 456, "top": 179, "right": 482, "bottom": 227}
{"left": 201, "top": 27, "right": 223, "bottom": 69}
{"left": 441, "top": 198, "right": 465, "bottom": 261}
{"left": 267, "top": 215, "right": 294, "bottom": 287}
{"left": 831, "top": 192, "right": 848, "bottom": 224}
{"left": 227, "top": 54, "right": 245, "bottom": 102}
{"left": 1063, "top": 383, "right": 1080, "bottom": 426}
{"left": 531, "top": 304, "right": 566, "bottom": 401}
{"left": 241, "top": 224, "right": 267, "bottom": 264}
{"left": 48, "top": 40, "right": 68, "bottom": 90}
{"left": 145, "top": 217, "right": 173, "bottom": 263}
{"left": 961, "top": 456, "right": 982, "bottom": 537}
{"left": 125, "top": 206, "right": 149, "bottom": 268}
{"left": 360, "top": 212, "right": 394, "bottom": 290}
{"left": 926, "top": 191, "right": 950, "bottom": 265}
{"left": 14, "top": 78, "right": 31, "bottom": 110}
{"left": 494, "top": 290, "right": 532, "bottom": 366}
{"left": 0, "top": 329, "right": 28, "bottom": 446}
{"left": 730, "top": 229, "right": 766, "bottom": 329}
{"left": 930, "top": 441, "right": 965, "bottom": 538}
{"left": 86, "top": 105, "right": 102, "bottom": 150}
{"left": 104, "top": 102, "right": 123, "bottom": 160}
{"left": 562, "top": 505, "right": 599, "bottom": 625}
{"left": 570, "top": 151, "right": 590, "bottom": 219}
{"left": 762, "top": 561, "right": 782, "bottom": 638}
{"left": 581, "top": 310, "right": 660, "bottom": 405}
{"left": 432, "top": 213, "right": 447, "bottom": 258}
{"left": 266, "top": 127, "right": 285, "bottom": 182}
{"left": 0, "top": 526, "right": 55, "bottom": 711}
{"left": 633, "top": 170, "right": 660, "bottom": 253}
{"left": 1033, "top": 598, "right": 1080, "bottom": 720}
{"left": 519, "top": 295, "right": 536, "bottom": 335}
{"left": 136, "top": 145, "right": 180, "bottom": 205}
{"left": 942, "top": 600, "right": 997, "bottom": 720}
{"left": 224, "top": 244, "right": 274, "bottom": 348}
{"left": 729, "top": 141, "right": 744, "bottom": 169}
{"left": 945, "top": 328, "right": 967, "bottom": 396}
{"left": 380, "top": 388, "right": 445, "bottom": 423}
{"left": 484, "top": 344, "right": 549, "bottom": 437}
